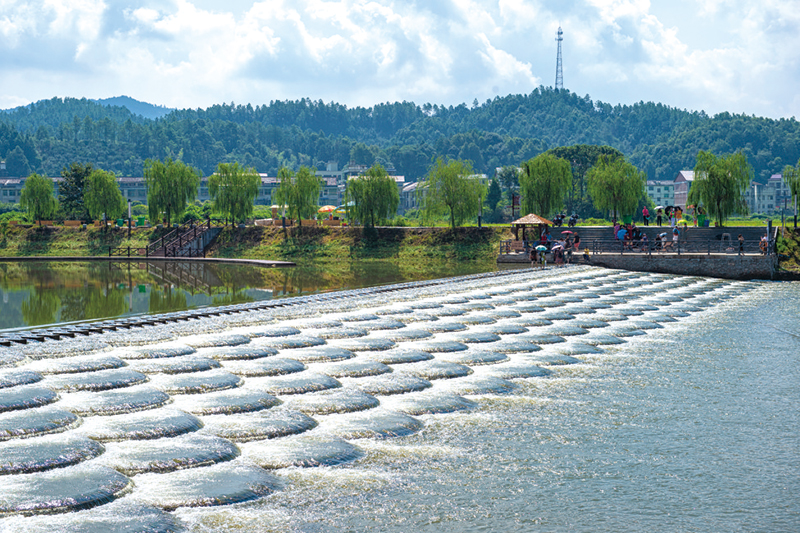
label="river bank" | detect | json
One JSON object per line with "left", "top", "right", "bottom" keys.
{"left": 3, "top": 224, "right": 800, "bottom": 279}
{"left": 0, "top": 225, "right": 512, "bottom": 269}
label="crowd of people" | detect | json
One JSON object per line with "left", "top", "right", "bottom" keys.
{"left": 529, "top": 229, "right": 584, "bottom": 268}
{"left": 640, "top": 206, "right": 687, "bottom": 228}
{"left": 614, "top": 220, "right": 682, "bottom": 252}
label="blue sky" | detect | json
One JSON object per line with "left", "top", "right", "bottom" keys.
{"left": 1, "top": 0, "right": 798, "bottom": 119}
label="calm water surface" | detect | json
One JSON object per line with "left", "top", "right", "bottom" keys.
{"left": 0, "top": 260, "right": 512, "bottom": 331}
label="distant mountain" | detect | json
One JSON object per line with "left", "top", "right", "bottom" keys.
{"left": 1, "top": 90, "right": 798, "bottom": 187}
{"left": 93, "top": 96, "right": 174, "bottom": 120}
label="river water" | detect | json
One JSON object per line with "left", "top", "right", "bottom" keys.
{"left": 0, "top": 260, "right": 511, "bottom": 331}
{"left": 0, "top": 267, "right": 798, "bottom": 532}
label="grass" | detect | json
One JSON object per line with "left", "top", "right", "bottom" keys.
{"left": 0, "top": 226, "right": 161, "bottom": 257}
{"left": 207, "top": 226, "right": 512, "bottom": 270}
{"left": 776, "top": 228, "right": 800, "bottom": 272}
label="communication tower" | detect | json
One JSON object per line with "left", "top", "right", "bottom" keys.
{"left": 555, "top": 26, "right": 564, "bottom": 89}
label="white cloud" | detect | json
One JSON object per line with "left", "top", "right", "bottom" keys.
{"left": 0, "top": 0, "right": 798, "bottom": 118}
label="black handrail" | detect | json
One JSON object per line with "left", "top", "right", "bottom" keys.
{"left": 110, "top": 218, "right": 222, "bottom": 258}
{"left": 587, "top": 238, "right": 771, "bottom": 256}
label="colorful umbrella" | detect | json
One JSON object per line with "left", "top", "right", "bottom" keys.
{"left": 561, "top": 230, "right": 574, "bottom": 234}
{"left": 318, "top": 205, "right": 337, "bottom": 213}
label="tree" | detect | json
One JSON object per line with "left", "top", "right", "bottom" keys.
{"left": 484, "top": 178, "right": 505, "bottom": 223}
{"left": 59, "top": 162, "right": 93, "bottom": 221}
{"left": 144, "top": 158, "right": 200, "bottom": 226}
{"left": 496, "top": 166, "right": 520, "bottom": 198}
{"left": 486, "top": 178, "right": 502, "bottom": 211}
{"left": 274, "top": 166, "right": 321, "bottom": 223}
{"left": 5, "top": 146, "right": 31, "bottom": 177}
{"left": 546, "top": 145, "right": 624, "bottom": 215}
{"left": 782, "top": 158, "right": 800, "bottom": 226}
{"left": 345, "top": 164, "right": 400, "bottom": 227}
{"left": 688, "top": 150, "right": 752, "bottom": 227}
{"left": 209, "top": 162, "right": 260, "bottom": 224}
{"left": 419, "top": 158, "right": 485, "bottom": 230}
{"left": 519, "top": 153, "right": 573, "bottom": 219}
{"left": 84, "top": 169, "right": 126, "bottom": 225}
{"left": 19, "top": 173, "right": 58, "bottom": 225}
{"left": 587, "top": 154, "right": 646, "bottom": 222}
{"left": 349, "top": 143, "right": 377, "bottom": 166}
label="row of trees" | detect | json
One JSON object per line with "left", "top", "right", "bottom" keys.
{"left": 20, "top": 168, "right": 127, "bottom": 226}
{"left": 17, "top": 147, "right": 784, "bottom": 231}
{"left": 420, "top": 148, "right": 775, "bottom": 229}
{"left": 17, "top": 159, "right": 264, "bottom": 227}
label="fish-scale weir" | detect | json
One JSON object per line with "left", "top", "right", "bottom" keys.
{"left": 0, "top": 265, "right": 759, "bottom": 529}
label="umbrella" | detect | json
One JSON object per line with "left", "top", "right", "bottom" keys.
{"left": 535, "top": 245, "right": 547, "bottom": 252}
{"left": 318, "top": 205, "right": 337, "bottom": 213}
{"left": 658, "top": 233, "right": 667, "bottom": 238}
{"left": 561, "top": 230, "right": 574, "bottom": 234}
{"left": 551, "top": 244, "right": 564, "bottom": 251}
{"left": 655, "top": 206, "right": 664, "bottom": 210}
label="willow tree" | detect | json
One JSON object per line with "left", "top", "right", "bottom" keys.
{"left": 782, "top": 158, "right": 800, "bottom": 227}
{"left": 144, "top": 158, "right": 200, "bottom": 226}
{"left": 209, "top": 162, "right": 261, "bottom": 224}
{"left": 19, "top": 173, "right": 58, "bottom": 226}
{"left": 274, "top": 166, "right": 321, "bottom": 223}
{"left": 587, "top": 154, "right": 646, "bottom": 222}
{"left": 519, "top": 153, "right": 572, "bottom": 219}
{"left": 84, "top": 169, "right": 126, "bottom": 226}
{"left": 344, "top": 164, "right": 399, "bottom": 227}
{"left": 419, "top": 158, "right": 485, "bottom": 230}
{"left": 688, "top": 150, "right": 752, "bottom": 227}
{"left": 546, "top": 144, "right": 624, "bottom": 215}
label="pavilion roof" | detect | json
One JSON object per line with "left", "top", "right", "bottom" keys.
{"left": 511, "top": 213, "right": 554, "bottom": 226}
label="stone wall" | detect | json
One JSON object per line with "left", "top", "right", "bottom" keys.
{"left": 498, "top": 251, "right": 777, "bottom": 280}
{"left": 587, "top": 253, "right": 777, "bottom": 280}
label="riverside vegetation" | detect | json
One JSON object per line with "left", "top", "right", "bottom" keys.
{"left": 0, "top": 224, "right": 513, "bottom": 272}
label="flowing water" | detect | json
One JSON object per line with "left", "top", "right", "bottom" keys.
{"left": 0, "top": 267, "right": 797, "bottom": 532}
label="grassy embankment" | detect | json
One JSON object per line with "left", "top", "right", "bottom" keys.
{"left": 0, "top": 224, "right": 513, "bottom": 271}
{"left": 776, "top": 227, "right": 800, "bottom": 273}
{"left": 207, "top": 225, "right": 511, "bottom": 269}
{"left": 0, "top": 225, "right": 160, "bottom": 257}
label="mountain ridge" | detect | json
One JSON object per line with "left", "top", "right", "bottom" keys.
{"left": 0, "top": 90, "right": 797, "bottom": 186}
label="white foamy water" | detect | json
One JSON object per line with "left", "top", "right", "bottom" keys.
{"left": 3, "top": 266, "right": 792, "bottom": 532}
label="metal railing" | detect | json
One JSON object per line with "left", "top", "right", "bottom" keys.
{"left": 499, "top": 240, "right": 534, "bottom": 254}
{"left": 589, "top": 238, "right": 773, "bottom": 256}
{"left": 109, "top": 218, "right": 223, "bottom": 258}
{"left": 499, "top": 239, "right": 584, "bottom": 255}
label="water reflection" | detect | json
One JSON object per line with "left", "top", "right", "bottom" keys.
{"left": 0, "top": 260, "right": 514, "bottom": 330}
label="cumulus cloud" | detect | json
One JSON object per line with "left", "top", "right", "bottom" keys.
{"left": 0, "top": 0, "right": 798, "bottom": 118}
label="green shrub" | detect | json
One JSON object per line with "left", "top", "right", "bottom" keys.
{"left": 581, "top": 217, "right": 610, "bottom": 226}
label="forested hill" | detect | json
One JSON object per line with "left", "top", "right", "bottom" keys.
{"left": 1, "top": 89, "right": 798, "bottom": 184}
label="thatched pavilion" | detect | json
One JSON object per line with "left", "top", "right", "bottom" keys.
{"left": 511, "top": 213, "right": 554, "bottom": 242}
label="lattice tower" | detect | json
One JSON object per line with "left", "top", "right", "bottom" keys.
{"left": 555, "top": 26, "right": 564, "bottom": 89}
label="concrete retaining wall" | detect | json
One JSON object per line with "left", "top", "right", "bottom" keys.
{"left": 499, "top": 251, "right": 777, "bottom": 280}
{"left": 588, "top": 253, "right": 777, "bottom": 280}
{"left": 178, "top": 227, "right": 222, "bottom": 256}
